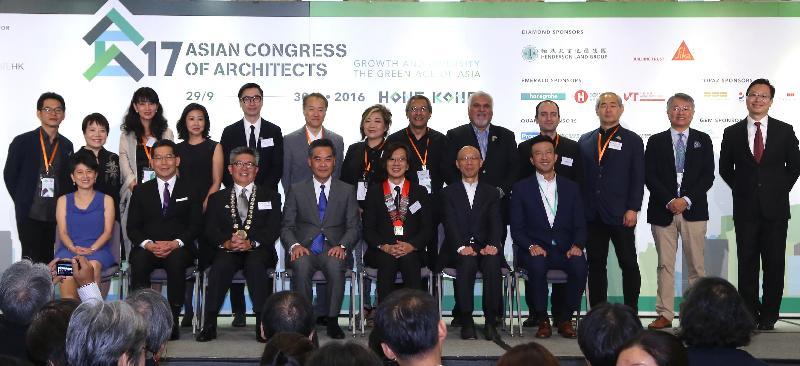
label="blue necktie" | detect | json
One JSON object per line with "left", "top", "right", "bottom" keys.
{"left": 311, "top": 185, "right": 327, "bottom": 255}
{"left": 675, "top": 133, "right": 686, "bottom": 173}
{"left": 162, "top": 182, "right": 170, "bottom": 216}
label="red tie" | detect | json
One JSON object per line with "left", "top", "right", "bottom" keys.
{"left": 754, "top": 122, "right": 764, "bottom": 163}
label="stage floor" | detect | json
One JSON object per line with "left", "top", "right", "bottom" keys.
{"left": 162, "top": 316, "right": 800, "bottom": 365}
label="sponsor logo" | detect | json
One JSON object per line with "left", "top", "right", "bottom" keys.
{"left": 703, "top": 91, "right": 729, "bottom": 99}
{"left": 83, "top": 7, "right": 145, "bottom": 81}
{"left": 574, "top": 90, "right": 589, "bottom": 103}
{"left": 624, "top": 92, "right": 666, "bottom": 102}
{"left": 521, "top": 132, "right": 539, "bottom": 140}
{"left": 523, "top": 46, "right": 607, "bottom": 61}
{"left": 632, "top": 56, "right": 665, "bottom": 62}
{"left": 521, "top": 92, "right": 566, "bottom": 101}
{"left": 377, "top": 91, "right": 472, "bottom": 104}
{"left": 522, "top": 46, "right": 539, "bottom": 61}
{"left": 672, "top": 41, "right": 694, "bottom": 61}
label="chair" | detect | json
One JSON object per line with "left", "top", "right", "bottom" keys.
{"left": 278, "top": 268, "right": 359, "bottom": 337}
{"left": 359, "top": 266, "right": 434, "bottom": 335}
{"left": 512, "top": 267, "right": 588, "bottom": 337}
{"left": 54, "top": 221, "right": 123, "bottom": 299}
{"left": 437, "top": 266, "right": 515, "bottom": 335}
{"left": 194, "top": 267, "right": 278, "bottom": 335}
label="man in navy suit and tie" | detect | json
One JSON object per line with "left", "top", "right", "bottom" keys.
{"left": 578, "top": 92, "right": 644, "bottom": 311}
{"left": 511, "top": 135, "right": 586, "bottom": 339}
{"left": 719, "top": 79, "right": 800, "bottom": 330}
{"left": 645, "top": 93, "right": 714, "bottom": 330}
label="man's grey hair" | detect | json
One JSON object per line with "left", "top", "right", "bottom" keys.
{"left": 125, "top": 288, "right": 172, "bottom": 354}
{"left": 666, "top": 92, "right": 695, "bottom": 111}
{"left": 468, "top": 90, "right": 493, "bottom": 107}
{"left": 595, "top": 92, "right": 624, "bottom": 110}
{"left": 66, "top": 300, "right": 147, "bottom": 366}
{"left": 0, "top": 259, "right": 53, "bottom": 324}
{"left": 229, "top": 146, "right": 260, "bottom": 165}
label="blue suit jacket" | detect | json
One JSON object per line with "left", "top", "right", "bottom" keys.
{"left": 578, "top": 125, "right": 645, "bottom": 225}
{"left": 510, "top": 175, "right": 586, "bottom": 252}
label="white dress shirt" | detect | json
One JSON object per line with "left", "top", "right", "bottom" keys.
{"left": 462, "top": 180, "right": 478, "bottom": 208}
{"left": 747, "top": 115, "right": 769, "bottom": 154}
{"left": 290, "top": 177, "right": 333, "bottom": 251}
{"left": 668, "top": 128, "right": 692, "bottom": 209}
{"left": 305, "top": 126, "right": 323, "bottom": 141}
{"left": 140, "top": 175, "right": 184, "bottom": 248}
{"left": 233, "top": 182, "right": 259, "bottom": 248}
{"left": 243, "top": 117, "right": 262, "bottom": 145}
{"left": 536, "top": 172, "right": 557, "bottom": 227}
{"left": 389, "top": 179, "right": 405, "bottom": 201}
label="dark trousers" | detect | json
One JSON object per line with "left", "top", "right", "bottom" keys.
{"left": 734, "top": 218, "right": 788, "bottom": 324}
{"left": 365, "top": 249, "right": 422, "bottom": 303}
{"left": 586, "top": 220, "right": 640, "bottom": 310}
{"left": 454, "top": 252, "right": 503, "bottom": 325}
{"left": 289, "top": 245, "right": 346, "bottom": 318}
{"left": 18, "top": 217, "right": 56, "bottom": 264}
{"left": 203, "top": 250, "right": 276, "bottom": 325}
{"left": 130, "top": 247, "right": 193, "bottom": 307}
{"left": 452, "top": 226, "right": 507, "bottom": 321}
{"left": 525, "top": 282, "right": 567, "bottom": 322}
{"left": 519, "top": 248, "right": 587, "bottom": 322}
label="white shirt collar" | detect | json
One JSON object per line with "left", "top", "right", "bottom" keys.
{"left": 535, "top": 171, "right": 556, "bottom": 185}
{"left": 670, "top": 127, "right": 690, "bottom": 138}
{"left": 234, "top": 182, "right": 255, "bottom": 197}
{"left": 389, "top": 178, "right": 405, "bottom": 197}
{"left": 747, "top": 115, "right": 769, "bottom": 127}
{"left": 157, "top": 174, "right": 177, "bottom": 189}
{"left": 314, "top": 177, "right": 332, "bottom": 190}
{"left": 305, "top": 126, "right": 323, "bottom": 141}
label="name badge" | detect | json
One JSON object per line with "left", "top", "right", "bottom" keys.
{"left": 260, "top": 138, "right": 274, "bottom": 147}
{"left": 356, "top": 181, "right": 368, "bottom": 201}
{"left": 141, "top": 169, "right": 156, "bottom": 183}
{"left": 417, "top": 169, "right": 432, "bottom": 194}
{"left": 145, "top": 137, "right": 157, "bottom": 147}
{"left": 258, "top": 201, "right": 272, "bottom": 210}
{"left": 561, "top": 157, "right": 574, "bottom": 167}
{"left": 40, "top": 176, "right": 55, "bottom": 198}
{"left": 394, "top": 226, "right": 404, "bottom": 236}
{"left": 409, "top": 201, "right": 422, "bottom": 214}
{"left": 176, "top": 197, "right": 188, "bottom": 202}
{"left": 608, "top": 141, "right": 622, "bottom": 150}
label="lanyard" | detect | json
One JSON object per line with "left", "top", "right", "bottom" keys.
{"left": 363, "top": 139, "right": 385, "bottom": 177}
{"left": 596, "top": 125, "right": 620, "bottom": 165}
{"left": 553, "top": 133, "right": 560, "bottom": 150}
{"left": 406, "top": 127, "right": 429, "bottom": 169}
{"left": 539, "top": 181, "right": 558, "bottom": 219}
{"left": 383, "top": 179, "right": 410, "bottom": 226}
{"left": 305, "top": 127, "right": 323, "bottom": 145}
{"left": 140, "top": 136, "right": 153, "bottom": 163}
{"left": 39, "top": 129, "right": 60, "bottom": 174}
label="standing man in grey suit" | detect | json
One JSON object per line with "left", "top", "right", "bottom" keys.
{"left": 281, "top": 138, "right": 360, "bottom": 339}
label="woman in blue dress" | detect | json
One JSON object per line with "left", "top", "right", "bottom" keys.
{"left": 54, "top": 153, "right": 115, "bottom": 299}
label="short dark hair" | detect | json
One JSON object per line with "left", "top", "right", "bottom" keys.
{"left": 381, "top": 142, "right": 409, "bottom": 170}
{"left": 577, "top": 303, "right": 643, "bottom": 366}
{"left": 678, "top": 277, "right": 756, "bottom": 348}
{"left": 534, "top": 100, "right": 559, "bottom": 118}
{"left": 69, "top": 151, "right": 100, "bottom": 174}
{"left": 26, "top": 299, "right": 80, "bottom": 366}
{"left": 528, "top": 134, "right": 555, "bottom": 157}
{"left": 152, "top": 139, "right": 178, "bottom": 157}
{"left": 81, "top": 113, "right": 110, "bottom": 134}
{"left": 122, "top": 87, "right": 168, "bottom": 140}
{"left": 405, "top": 95, "right": 432, "bottom": 114}
{"left": 746, "top": 78, "right": 775, "bottom": 99}
{"left": 618, "top": 330, "right": 687, "bottom": 366}
{"left": 306, "top": 342, "right": 382, "bottom": 366}
{"left": 238, "top": 82, "right": 263, "bottom": 99}
{"left": 303, "top": 93, "right": 329, "bottom": 109}
{"left": 360, "top": 104, "right": 392, "bottom": 139}
{"left": 374, "top": 289, "right": 440, "bottom": 361}
{"left": 497, "top": 342, "right": 559, "bottom": 366}
{"left": 261, "top": 291, "right": 314, "bottom": 339}
{"left": 37, "top": 92, "right": 65, "bottom": 111}
{"left": 307, "top": 138, "right": 337, "bottom": 159}
{"left": 259, "top": 332, "right": 315, "bottom": 366}
{"left": 176, "top": 103, "right": 211, "bottom": 140}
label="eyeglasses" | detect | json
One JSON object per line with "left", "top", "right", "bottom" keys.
{"left": 152, "top": 155, "right": 176, "bottom": 161}
{"left": 458, "top": 156, "right": 481, "bottom": 162}
{"left": 746, "top": 93, "right": 771, "bottom": 101}
{"left": 231, "top": 161, "right": 256, "bottom": 168}
{"left": 40, "top": 107, "right": 64, "bottom": 114}
{"left": 388, "top": 157, "right": 407, "bottom": 163}
{"left": 240, "top": 96, "right": 263, "bottom": 104}
{"left": 408, "top": 106, "right": 429, "bottom": 113}
{"left": 669, "top": 106, "right": 693, "bottom": 112}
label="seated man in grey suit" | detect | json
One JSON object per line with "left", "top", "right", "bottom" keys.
{"left": 281, "top": 138, "right": 360, "bottom": 339}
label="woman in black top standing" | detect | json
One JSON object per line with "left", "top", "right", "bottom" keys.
{"left": 75, "top": 113, "right": 121, "bottom": 219}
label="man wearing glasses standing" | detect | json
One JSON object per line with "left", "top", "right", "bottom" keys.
{"left": 4, "top": 92, "right": 74, "bottom": 264}
{"left": 219, "top": 82, "right": 284, "bottom": 326}
{"left": 719, "top": 78, "right": 800, "bottom": 330}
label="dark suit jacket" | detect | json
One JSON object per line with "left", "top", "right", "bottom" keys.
{"left": 219, "top": 119, "right": 283, "bottom": 191}
{"left": 719, "top": 117, "right": 800, "bottom": 221}
{"left": 280, "top": 179, "right": 360, "bottom": 251}
{"left": 387, "top": 127, "right": 451, "bottom": 194}
{"left": 0, "top": 316, "right": 28, "bottom": 359}
{"left": 439, "top": 181, "right": 503, "bottom": 269}
{"left": 645, "top": 128, "right": 715, "bottom": 226}
{"left": 578, "top": 125, "right": 645, "bottom": 225}
{"left": 204, "top": 185, "right": 281, "bottom": 261}
{"left": 517, "top": 135, "right": 583, "bottom": 184}
{"left": 510, "top": 175, "right": 586, "bottom": 253}
{"left": 362, "top": 181, "right": 432, "bottom": 251}
{"left": 126, "top": 177, "right": 202, "bottom": 257}
{"left": 445, "top": 124, "right": 518, "bottom": 196}
{"left": 340, "top": 141, "right": 387, "bottom": 188}
{"left": 4, "top": 128, "right": 74, "bottom": 219}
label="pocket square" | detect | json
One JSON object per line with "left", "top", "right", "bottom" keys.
{"left": 176, "top": 197, "right": 188, "bottom": 202}
{"left": 693, "top": 141, "right": 701, "bottom": 148}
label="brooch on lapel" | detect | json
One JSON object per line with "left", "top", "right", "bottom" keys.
{"left": 491, "top": 135, "right": 498, "bottom": 142}
{"left": 693, "top": 141, "right": 701, "bottom": 148}
{"left": 615, "top": 135, "right": 622, "bottom": 140}
{"left": 224, "top": 205, "right": 230, "bottom": 209}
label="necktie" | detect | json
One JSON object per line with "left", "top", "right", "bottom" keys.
{"left": 162, "top": 182, "right": 170, "bottom": 216}
{"left": 237, "top": 188, "right": 248, "bottom": 223}
{"left": 754, "top": 122, "right": 764, "bottom": 163}
{"left": 394, "top": 186, "right": 402, "bottom": 211}
{"left": 248, "top": 125, "right": 256, "bottom": 149}
{"left": 311, "top": 185, "right": 327, "bottom": 255}
{"left": 675, "top": 133, "right": 686, "bottom": 173}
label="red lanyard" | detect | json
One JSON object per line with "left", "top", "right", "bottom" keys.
{"left": 596, "top": 126, "right": 620, "bottom": 165}
{"left": 406, "top": 128, "right": 429, "bottom": 169}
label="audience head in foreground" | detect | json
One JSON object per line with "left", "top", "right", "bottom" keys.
{"left": 261, "top": 290, "right": 315, "bottom": 341}
{"left": 306, "top": 342, "right": 382, "bottom": 366}
{"left": 616, "top": 330, "right": 687, "bottom": 366}
{"left": 373, "top": 289, "right": 446, "bottom": 366}
{"left": 125, "top": 288, "right": 173, "bottom": 360}
{"left": 259, "top": 332, "right": 315, "bottom": 366}
{"left": 577, "top": 303, "right": 643, "bottom": 366}
{"left": 497, "top": 341, "right": 559, "bottom": 366}
{"left": 679, "top": 276, "right": 755, "bottom": 348}
{"left": 66, "top": 300, "right": 148, "bottom": 366}
{"left": 0, "top": 259, "right": 53, "bottom": 325}
{"left": 25, "top": 298, "right": 80, "bottom": 366}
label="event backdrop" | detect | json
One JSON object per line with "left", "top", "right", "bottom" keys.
{"left": 2, "top": 0, "right": 800, "bottom": 312}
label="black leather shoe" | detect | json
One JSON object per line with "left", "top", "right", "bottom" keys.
{"left": 170, "top": 322, "right": 180, "bottom": 340}
{"left": 757, "top": 322, "right": 775, "bottom": 331}
{"left": 484, "top": 324, "right": 499, "bottom": 341}
{"left": 180, "top": 311, "right": 194, "bottom": 328}
{"left": 195, "top": 326, "right": 217, "bottom": 342}
{"left": 327, "top": 319, "right": 345, "bottom": 339}
{"left": 460, "top": 325, "right": 477, "bottom": 340}
{"left": 450, "top": 317, "right": 463, "bottom": 327}
{"left": 231, "top": 312, "right": 246, "bottom": 327}
{"left": 316, "top": 315, "right": 329, "bottom": 326}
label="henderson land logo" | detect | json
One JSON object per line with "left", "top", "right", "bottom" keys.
{"left": 83, "top": 8, "right": 145, "bottom": 81}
